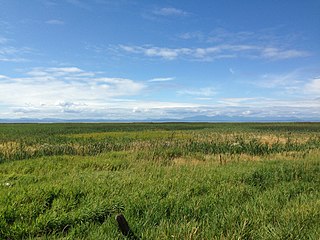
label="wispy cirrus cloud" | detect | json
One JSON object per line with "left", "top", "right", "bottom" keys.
{"left": 0, "top": 37, "right": 8, "bottom": 44}
{"left": 256, "top": 71, "right": 303, "bottom": 90}
{"left": 218, "top": 97, "right": 320, "bottom": 110}
{"left": 0, "top": 47, "right": 29, "bottom": 62}
{"left": 304, "top": 77, "right": 320, "bottom": 94}
{"left": 177, "top": 87, "right": 216, "bottom": 97}
{"left": 261, "top": 47, "right": 309, "bottom": 60}
{"left": 45, "top": 19, "right": 65, "bottom": 25}
{"left": 206, "top": 28, "right": 256, "bottom": 43}
{"left": 0, "top": 20, "right": 12, "bottom": 34}
{"left": 118, "top": 44, "right": 308, "bottom": 61}
{"left": 148, "top": 77, "right": 175, "bottom": 82}
{"left": 251, "top": 69, "right": 320, "bottom": 98}
{"left": 26, "top": 67, "right": 92, "bottom": 77}
{"left": 180, "top": 27, "right": 302, "bottom": 46}
{"left": 142, "top": 6, "right": 191, "bottom": 21}
{"left": 118, "top": 45, "right": 189, "bottom": 60}
{"left": 176, "top": 28, "right": 310, "bottom": 60}
{"left": 0, "top": 37, "right": 33, "bottom": 62}
{"left": 178, "top": 31, "right": 204, "bottom": 42}
{"left": 152, "top": 7, "right": 189, "bottom": 17}
{"left": 218, "top": 98, "right": 258, "bottom": 107}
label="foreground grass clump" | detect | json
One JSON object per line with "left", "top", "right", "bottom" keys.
{"left": 0, "top": 123, "right": 319, "bottom": 239}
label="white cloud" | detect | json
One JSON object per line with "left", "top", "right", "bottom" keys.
{"left": 1, "top": 67, "right": 319, "bottom": 120}
{"left": 304, "top": 78, "right": 320, "bottom": 94}
{"left": 144, "top": 47, "right": 179, "bottom": 59}
{"left": 118, "top": 45, "right": 192, "bottom": 60}
{"left": 0, "top": 67, "right": 146, "bottom": 117}
{"left": 27, "top": 67, "right": 85, "bottom": 77}
{"left": 119, "top": 45, "right": 138, "bottom": 53}
{"left": 153, "top": 7, "right": 189, "bottom": 17}
{"left": 257, "top": 71, "right": 303, "bottom": 89}
{"left": 1, "top": 76, "right": 320, "bottom": 120}
{"left": 207, "top": 28, "right": 255, "bottom": 43}
{"left": 148, "top": 77, "right": 175, "bottom": 82}
{"left": 177, "top": 87, "right": 216, "bottom": 97}
{"left": 205, "top": 27, "right": 302, "bottom": 48}
{"left": 45, "top": 19, "right": 65, "bottom": 25}
{"left": 118, "top": 44, "right": 309, "bottom": 61}
{"left": 218, "top": 98, "right": 257, "bottom": 106}
{"left": 0, "top": 43, "right": 32, "bottom": 62}
{"left": 195, "top": 98, "right": 213, "bottom": 101}
{"left": 261, "top": 47, "right": 310, "bottom": 60}
{"left": 0, "top": 46, "right": 19, "bottom": 55}
{"left": 178, "top": 31, "right": 203, "bottom": 41}
{"left": 0, "top": 57, "right": 26, "bottom": 62}
{"left": 117, "top": 28, "right": 309, "bottom": 62}
{"left": 119, "top": 45, "right": 232, "bottom": 60}
{"left": 217, "top": 97, "right": 320, "bottom": 111}
{"left": 251, "top": 70, "right": 320, "bottom": 99}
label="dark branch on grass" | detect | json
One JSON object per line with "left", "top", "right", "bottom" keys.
{"left": 115, "top": 213, "right": 139, "bottom": 239}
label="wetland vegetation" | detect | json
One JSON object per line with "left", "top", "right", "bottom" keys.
{"left": 0, "top": 122, "right": 319, "bottom": 239}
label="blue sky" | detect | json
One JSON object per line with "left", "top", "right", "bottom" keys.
{"left": 0, "top": 0, "right": 319, "bottom": 120}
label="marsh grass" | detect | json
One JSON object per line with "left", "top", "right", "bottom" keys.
{"left": 1, "top": 125, "right": 319, "bottom": 163}
{"left": 0, "top": 123, "right": 319, "bottom": 239}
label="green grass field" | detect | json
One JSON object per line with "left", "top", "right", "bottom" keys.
{"left": 0, "top": 122, "right": 319, "bottom": 239}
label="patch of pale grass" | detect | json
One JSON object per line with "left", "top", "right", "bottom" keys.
{"left": 173, "top": 157, "right": 206, "bottom": 166}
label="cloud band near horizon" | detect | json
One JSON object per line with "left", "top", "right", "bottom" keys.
{"left": 0, "top": 67, "right": 319, "bottom": 120}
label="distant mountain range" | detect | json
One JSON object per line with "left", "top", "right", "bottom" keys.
{"left": 1, "top": 115, "right": 319, "bottom": 123}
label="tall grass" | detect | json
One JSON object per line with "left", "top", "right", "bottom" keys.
{"left": 1, "top": 123, "right": 319, "bottom": 163}
{"left": 0, "top": 123, "right": 319, "bottom": 239}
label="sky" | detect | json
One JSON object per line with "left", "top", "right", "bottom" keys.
{"left": 0, "top": 0, "right": 320, "bottom": 121}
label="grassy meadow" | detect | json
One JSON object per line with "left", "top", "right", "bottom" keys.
{"left": 0, "top": 122, "right": 319, "bottom": 239}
